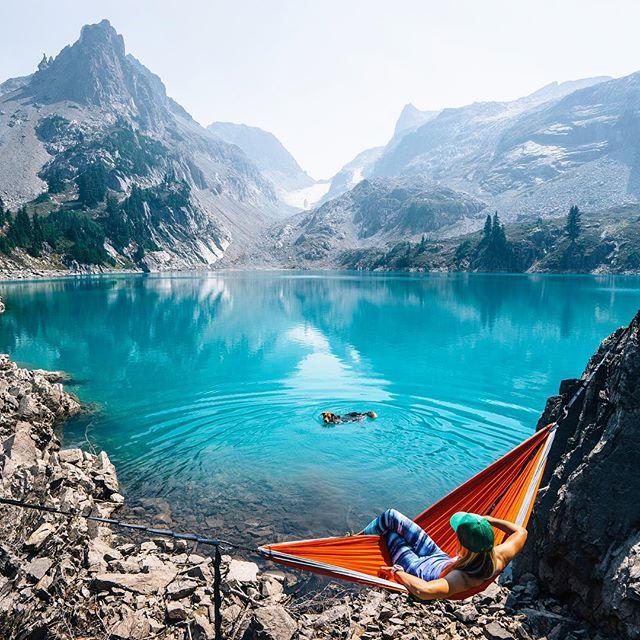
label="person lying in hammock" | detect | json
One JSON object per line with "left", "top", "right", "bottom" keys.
{"left": 321, "top": 411, "right": 378, "bottom": 424}
{"left": 363, "top": 509, "right": 527, "bottom": 600}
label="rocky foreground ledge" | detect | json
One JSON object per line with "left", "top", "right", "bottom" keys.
{"left": 0, "top": 331, "right": 634, "bottom": 639}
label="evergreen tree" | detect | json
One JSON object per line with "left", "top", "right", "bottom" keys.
{"left": 0, "top": 199, "right": 11, "bottom": 254}
{"left": 29, "top": 213, "right": 45, "bottom": 257}
{"left": 482, "top": 214, "right": 492, "bottom": 241}
{"left": 565, "top": 205, "right": 581, "bottom": 242}
{"left": 0, "top": 197, "right": 7, "bottom": 226}
{"left": 77, "top": 162, "right": 107, "bottom": 208}
{"left": 490, "top": 212, "right": 507, "bottom": 248}
{"left": 7, "top": 208, "right": 32, "bottom": 247}
{"left": 46, "top": 166, "right": 66, "bottom": 194}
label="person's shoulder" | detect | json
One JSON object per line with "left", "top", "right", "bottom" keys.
{"left": 493, "top": 546, "right": 514, "bottom": 572}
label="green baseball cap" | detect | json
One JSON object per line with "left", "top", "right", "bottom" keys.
{"left": 450, "top": 512, "right": 494, "bottom": 552}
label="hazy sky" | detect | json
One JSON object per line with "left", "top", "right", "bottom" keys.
{"left": 2, "top": 1, "right": 639, "bottom": 179}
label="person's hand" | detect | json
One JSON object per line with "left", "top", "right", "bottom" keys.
{"left": 378, "top": 565, "right": 403, "bottom": 580}
{"left": 378, "top": 566, "right": 395, "bottom": 579}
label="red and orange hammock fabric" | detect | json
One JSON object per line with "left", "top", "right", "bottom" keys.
{"left": 259, "top": 424, "right": 556, "bottom": 599}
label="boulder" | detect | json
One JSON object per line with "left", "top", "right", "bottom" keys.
{"left": 192, "top": 614, "right": 216, "bottom": 640}
{"left": 110, "top": 612, "right": 152, "bottom": 640}
{"left": 25, "top": 522, "right": 56, "bottom": 550}
{"left": 18, "top": 394, "right": 39, "bottom": 419}
{"left": 94, "top": 567, "right": 177, "bottom": 594}
{"left": 243, "top": 605, "right": 297, "bottom": 640}
{"left": 227, "top": 559, "right": 259, "bottom": 584}
{"left": 166, "top": 599, "right": 190, "bottom": 621}
{"left": 93, "top": 450, "right": 119, "bottom": 493}
{"left": 260, "top": 576, "right": 284, "bottom": 599}
{"left": 454, "top": 603, "right": 480, "bottom": 623}
{"left": 2, "top": 421, "right": 38, "bottom": 475}
{"left": 359, "top": 590, "right": 386, "bottom": 621}
{"left": 25, "top": 557, "right": 53, "bottom": 582}
{"left": 484, "top": 621, "right": 515, "bottom": 640}
{"left": 166, "top": 579, "right": 198, "bottom": 600}
{"left": 86, "top": 538, "right": 123, "bottom": 571}
{"left": 58, "top": 448, "right": 83, "bottom": 465}
{"left": 312, "top": 604, "right": 350, "bottom": 628}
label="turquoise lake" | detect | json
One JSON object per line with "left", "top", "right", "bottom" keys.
{"left": 1, "top": 271, "right": 638, "bottom": 545}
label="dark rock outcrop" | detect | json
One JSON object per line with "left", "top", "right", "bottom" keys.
{"left": 514, "top": 310, "right": 640, "bottom": 639}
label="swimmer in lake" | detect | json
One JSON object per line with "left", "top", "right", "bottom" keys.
{"left": 322, "top": 411, "right": 378, "bottom": 425}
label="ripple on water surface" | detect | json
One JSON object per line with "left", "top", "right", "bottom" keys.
{"left": 0, "top": 271, "right": 638, "bottom": 544}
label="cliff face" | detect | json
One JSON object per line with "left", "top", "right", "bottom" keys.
{"left": 514, "top": 310, "right": 640, "bottom": 639}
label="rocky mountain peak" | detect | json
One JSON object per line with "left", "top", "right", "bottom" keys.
{"left": 24, "top": 19, "right": 168, "bottom": 126}
{"left": 78, "top": 19, "right": 125, "bottom": 57}
{"left": 392, "top": 102, "right": 440, "bottom": 140}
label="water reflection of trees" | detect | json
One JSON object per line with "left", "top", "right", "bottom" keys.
{"left": 1, "top": 273, "right": 636, "bottom": 381}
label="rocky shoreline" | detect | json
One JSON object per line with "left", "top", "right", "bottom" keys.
{"left": 0, "top": 334, "right": 634, "bottom": 638}
{"left": 0, "top": 249, "right": 143, "bottom": 281}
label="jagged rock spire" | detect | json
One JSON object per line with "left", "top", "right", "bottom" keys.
{"left": 37, "top": 53, "right": 50, "bottom": 72}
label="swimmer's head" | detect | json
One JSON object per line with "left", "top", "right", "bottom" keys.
{"left": 366, "top": 411, "right": 378, "bottom": 419}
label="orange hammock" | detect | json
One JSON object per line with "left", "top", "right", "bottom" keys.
{"left": 259, "top": 423, "right": 556, "bottom": 599}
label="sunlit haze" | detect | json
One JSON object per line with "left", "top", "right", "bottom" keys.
{"left": 2, "top": 0, "right": 639, "bottom": 179}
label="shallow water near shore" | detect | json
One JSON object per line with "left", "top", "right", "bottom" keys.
{"left": 1, "top": 271, "right": 638, "bottom": 546}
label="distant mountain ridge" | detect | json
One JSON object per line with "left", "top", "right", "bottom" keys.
{"left": 370, "top": 74, "right": 640, "bottom": 218}
{"left": 0, "top": 21, "right": 638, "bottom": 275}
{"left": 266, "top": 73, "right": 640, "bottom": 270}
{"left": 207, "top": 121, "right": 314, "bottom": 191}
{"left": 0, "top": 19, "right": 280, "bottom": 271}
{"left": 392, "top": 103, "right": 440, "bottom": 141}
{"left": 321, "top": 78, "right": 614, "bottom": 207}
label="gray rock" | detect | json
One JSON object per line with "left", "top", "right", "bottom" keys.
{"left": 18, "top": 394, "right": 39, "bottom": 418}
{"left": 166, "top": 599, "right": 190, "bottom": 621}
{"left": 93, "top": 567, "right": 177, "bottom": 594}
{"left": 166, "top": 578, "right": 198, "bottom": 600}
{"left": 454, "top": 603, "right": 480, "bottom": 623}
{"left": 110, "top": 612, "right": 151, "bottom": 640}
{"left": 244, "top": 605, "right": 297, "bottom": 640}
{"left": 227, "top": 559, "right": 259, "bottom": 584}
{"left": 2, "top": 421, "right": 38, "bottom": 475}
{"left": 25, "top": 557, "right": 53, "bottom": 582}
{"left": 192, "top": 614, "right": 216, "bottom": 639}
{"left": 25, "top": 522, "right": 56, "bottom": 550}
{"left": 515, "top": 314, "right": 640, "bottom": 639}
{"left": 86, "top": 538, "right": 123, "bottom": 571}
{"left": 484, "top": 621, "right": 515, "bottom": 640}
{"left": 312, "top": 604, "right": 350, "bottom": 628}
{"left": 58, "top": 448, "right": 83, "bottom": 464}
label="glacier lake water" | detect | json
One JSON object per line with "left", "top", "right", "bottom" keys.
{"left": 1, "top": 271, "right": 638, "bottom": 545}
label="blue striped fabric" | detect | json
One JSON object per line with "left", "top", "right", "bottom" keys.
{"left": 363, "top": 509, "right": 455, "bottom": 581}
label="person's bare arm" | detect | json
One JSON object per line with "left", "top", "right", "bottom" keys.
{"left": 485, "top": 515, "right": 528, "bottom": 566}
{"left": 379, "top": 568, "right": 468, "bottom": 600}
